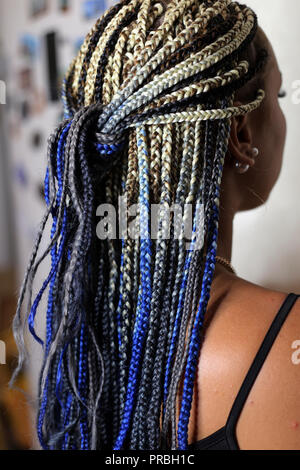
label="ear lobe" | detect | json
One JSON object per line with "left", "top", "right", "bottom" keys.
{"left": 227, "top": 113, "right": 255, "bottom": 167}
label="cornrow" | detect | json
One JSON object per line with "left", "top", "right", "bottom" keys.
{"left": 12, "top": 0, "right": 269, "bottom": 450}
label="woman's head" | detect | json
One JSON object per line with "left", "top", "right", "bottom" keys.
{"left": 13, "top": 0, "right": 283, "bottom": 450}
{"left": 145, "top": 1, "right": 287, "bottom": 212}
{"left": 224, "top": 26, "right": 287, "bottom": 212}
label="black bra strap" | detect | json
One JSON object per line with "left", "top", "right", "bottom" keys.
{"left": 225, "top": 293, "right": 300, "bottom": 449}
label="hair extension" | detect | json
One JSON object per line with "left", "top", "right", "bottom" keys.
{"left": 12, "top": 0, "right": 269, "bottom": 450}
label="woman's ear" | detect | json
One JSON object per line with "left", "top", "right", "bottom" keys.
{"left": 227, "top": 104, "right": 256, "bottom": 167}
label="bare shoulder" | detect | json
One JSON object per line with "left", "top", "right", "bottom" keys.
{"left": 233, "top": 280, "right": 300, "bottom": 450}
{"left": 194, "top": 275, "right": 300, "bottom": 449}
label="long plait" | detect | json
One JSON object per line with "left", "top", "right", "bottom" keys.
{"left": 12, "top": 0, "right": 268, "bottom": 450}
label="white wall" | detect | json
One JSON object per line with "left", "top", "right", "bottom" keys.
{"left": 232, "top": 0, "right": 300, "bottom": 293}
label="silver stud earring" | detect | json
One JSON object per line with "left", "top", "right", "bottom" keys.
{"left": 235, "top": 147, "right": 259, "bottom": 173}
{"left": 235, "top": 162, "right": 250, "bottom": 174}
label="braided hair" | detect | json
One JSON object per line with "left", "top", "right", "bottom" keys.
{"left": 12, "top": 0, "right": 269, "bottom": 450}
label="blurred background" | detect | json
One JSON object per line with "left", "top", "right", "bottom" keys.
{"left": 0, "top": 0, "right": 299, "bottom": 450}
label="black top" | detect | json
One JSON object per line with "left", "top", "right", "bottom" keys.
{"left": 188, "top": 292, "right": 300, "bottom": 450}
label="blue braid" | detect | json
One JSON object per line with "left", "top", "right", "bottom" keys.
{"left": 62, "top": 393, "right": 73, "bottom": 450}
{"left": 28, "top": 124, "right": 71, "bottom": 344}
{"left": 55, "top": 342, "right": 70, "bottom": 408}
{"left": 114, "top": 126, "right": 152, "bottom": 449}
{"left": 177, "top": 200, "right": 220, "bottom": 449}
{"left": 78, "top": 321, "right": 89, "bottom": 450}
{"left": 96, "top": 141, "right": 125, "bottom": 155}
{"left": 37, "top": 123, "right": 70, "bottom": 447}
{"left": 44, "top": 168, "right": 50, "bottom": 206}
{"left": 45, "top": 123, "right": 70, "bottom": 351}
{"left": 177, "top": 112, "right": 230, "bottom": 449}
{"left": 37, "top": 380, "right": 50, "bottom": 450}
